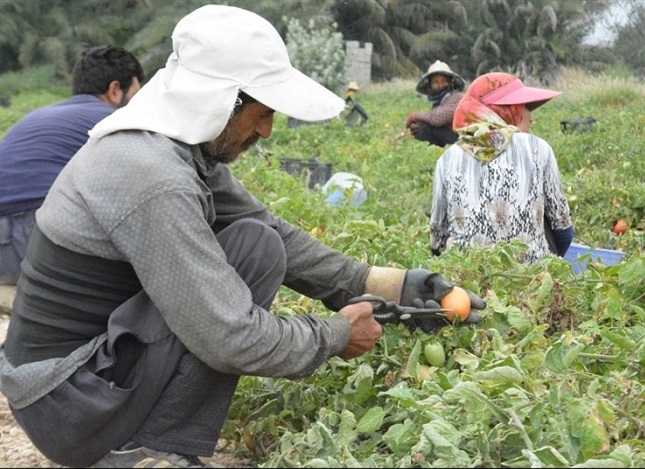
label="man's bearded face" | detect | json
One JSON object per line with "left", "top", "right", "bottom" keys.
{"left": 199, "top": 101, "right": 274, "bottom": 165}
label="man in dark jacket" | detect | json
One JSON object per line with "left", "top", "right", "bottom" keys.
{"left": 0, "top": 45, "right": 143, "bottom": 284}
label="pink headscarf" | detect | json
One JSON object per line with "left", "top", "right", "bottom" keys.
{"left": 453, "top": 73, "right": 526, "bottom": 128}
{"left": 451, "top": 73, "right": 561, "bottom": 162}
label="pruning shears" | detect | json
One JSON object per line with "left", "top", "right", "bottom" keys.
{"left": 347, "top": 295, "right": 452, "bottom": 325}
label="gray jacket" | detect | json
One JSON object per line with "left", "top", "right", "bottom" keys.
{"left": 1, "top": 130, "right": 370, "bottom": 408}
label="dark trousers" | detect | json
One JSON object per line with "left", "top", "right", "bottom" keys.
{"left": 0, "top": 209, "right": 36, "bottom": 285}
{"left": 11, "top": 219, "right": 287, "bottom": 467}
{"left": 413, "top": 122, "right": 458, "bottom": 147}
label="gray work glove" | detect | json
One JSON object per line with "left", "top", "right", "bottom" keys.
{"left": 400, "top": 269, "right": 486, "bottom": 333}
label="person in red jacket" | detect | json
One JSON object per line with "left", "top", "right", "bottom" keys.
{"left": 405, "top": 60, "right": 466, "bottom": 147}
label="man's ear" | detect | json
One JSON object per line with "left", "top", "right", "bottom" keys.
{"left": 100, "top": 80, "right": 124, "bottom": 106}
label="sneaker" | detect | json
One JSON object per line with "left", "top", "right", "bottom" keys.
{"left": 91, "top": 446, "right": 222, "bottom": 468}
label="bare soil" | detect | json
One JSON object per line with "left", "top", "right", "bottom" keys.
{"left": 0, "top": 313, "right": 254, "bottom": 468}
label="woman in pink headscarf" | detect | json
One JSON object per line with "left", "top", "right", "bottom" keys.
{"left": 428, "top": 72, "right": 574, "bottom": 263}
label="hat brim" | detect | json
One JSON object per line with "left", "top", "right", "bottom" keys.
{"left": 244, "top": 67, "right": 345, "bottom": 122}
{"left": 488, "top": 86, "right": 561, "bottom": 110}
{"left": 90, "top": 62, "right": 345, "bottom": 144}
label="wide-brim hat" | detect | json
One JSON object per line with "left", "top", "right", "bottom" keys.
{"left": 480, "top": 77, "right": 561, "bottom": 111}
{"left": 416, "top": 60, "right": 466, "bottom": 95}
{"left": 90, "top": 5, "right": 345, "bottom": 144}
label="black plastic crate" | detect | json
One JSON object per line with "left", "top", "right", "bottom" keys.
{"left": 279, "top": 158, "right": 333, "bottom": 189}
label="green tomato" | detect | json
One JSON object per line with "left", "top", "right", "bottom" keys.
{"left": 424, "top": 342, "right": 446, "bottom": 367}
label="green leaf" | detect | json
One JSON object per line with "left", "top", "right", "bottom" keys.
{"left": 382, "top": 421, "right": 417, "bottom": 455}
{"left": 527, "top": 272, "right": 553, "bottom": 312}
{"left": 418, "top": 420, "right": 471, "bottom": 466}
{"left": 307, "top": 422, "right": 337, "bottom": 457}
{"left": 476, "top": 365, "right": 524, "bottom": 385}
{"left": 337, "top": 409, "right": 357, "bottom": 447}
{"left": 596, "top": 399, "right": 616, "bottom": 425}
{"left": 601, "top": 329, "right": 636, "bottom": 350}
{"left": 452, "top": 348, "right": 480, "bottom": 369}
{"left": 404, "top": 338, "right": 422, "bottom": 381}
{"left": 532, "top": 446, "right": 572, "bottom": 467}
{"left": 568, "top": 401, "right": 610, "bottom": 461}
{"left": 544, "top": 341, "right": 566, "bottom": 373}
{"left": 303, "top": 458, "right": 330, "bottom": 468}
{"left": 605, "top": 287, "right": 623, "bottom": 322}
{"left": 544, "top": 339, "right": 586, "bottom": 373}
{"left": 571, "top": 444, "right": 635, "bottom": 468}
{"left": 356, "top": 406, "right": 385, "bottom": 434}
{"left": 505, "top": 306, "right": 534, "bottom": 332}
{"left": 563, "top": 342, "right": 586, "bottom": 368}
{"left": 379, "top": 382, "right": 422, "bottom": 409}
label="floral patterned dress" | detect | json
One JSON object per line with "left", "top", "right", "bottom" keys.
{"left": 429, "top": 132, "right": 572, "bottom": 263}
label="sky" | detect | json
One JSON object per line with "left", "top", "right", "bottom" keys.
{"left": 584, "top": 1, "right": 632, "bottom": 45}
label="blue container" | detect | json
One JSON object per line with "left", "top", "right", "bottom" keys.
{"left": 564, "top": 243, "right": 625, "bottom": 274}
{"left": 322, "top": 172, "right": 367, "bottom": 208}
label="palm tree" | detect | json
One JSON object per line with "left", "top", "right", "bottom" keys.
{"left": 332, "top": 0, "right": 469, "bottom": 81}
{"left": 468, "top": 0, "right": 612, "bottom": 84}
{"left": 0, "top": 0, "right": 149, "bottom": 78}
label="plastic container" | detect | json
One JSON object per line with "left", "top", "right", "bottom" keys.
{"left": 279, "top": 158, "right": 333, "bottom": 189}
{"left": 322, "top": 172, "right": 367, "bottom": 208}
{"left": 563, "top": 243, "right": 625, "bottom": 274}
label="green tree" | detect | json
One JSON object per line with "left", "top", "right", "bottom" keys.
{"left": 332, "top": 0, "right": 468, "bottom": 81}
{"left": 123, "top": 0, "right": 337, "bottom": 83}
{"left": 612, "top": 0, "right": 645, "bottom": 77}
{"left": 0, "top": 0, "right": 622, "bottom": 89}
{"left": 0, "top": 0, "right": 150, "bottom": 78}
{"left": 467, "top": 0, "right": 608, "bottom": 84}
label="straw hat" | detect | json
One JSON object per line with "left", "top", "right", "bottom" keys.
{"left": 416, "top": 60, "right": 466, "bottom": 95}
{"left": 347, "top": 81, "right": 360, "bottom": 91}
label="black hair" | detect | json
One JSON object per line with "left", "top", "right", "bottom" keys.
{"left": 72, "top": 45, "right": 145, "bottom": 96}
{"left": 238, "top": 90, "right": 257, "bottom": 105}
{"left": 230, "top": 90, "right": 258, "bottom": 117}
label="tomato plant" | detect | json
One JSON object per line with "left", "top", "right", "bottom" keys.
{"left": 226, "top": 72, "right": 645, "bottom": 468}
{"left": 3, "top": 70, "right": 644, "bottom": 468}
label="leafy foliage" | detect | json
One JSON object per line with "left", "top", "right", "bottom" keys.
{"left": 2, "top": 63, "right": 644, "bottom": 469}
{"left": 219, "top": 72, "right": 644, "bottom": 467}
{"left": 285, "top": 17, "right": 346, "bottom": 94}
{"left": 0, "top": 0, "right": 617, "bottom": 86}
{"left": 613, "top": 0, "right": 645, "bottom": 78}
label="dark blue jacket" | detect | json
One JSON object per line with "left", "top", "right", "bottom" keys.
{"left": 0, "top": 95, "right": 115, "bottom": 216}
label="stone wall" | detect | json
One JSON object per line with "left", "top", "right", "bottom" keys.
{"left": 345, "top": 41, "right": 372, "bottom": 88}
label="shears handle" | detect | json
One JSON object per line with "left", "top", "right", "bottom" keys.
{"left": 347, "top": 295, "right": 399, "bottom": 324}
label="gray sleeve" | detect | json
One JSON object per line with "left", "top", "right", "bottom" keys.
{"left": 207, "top": 164, "right": 371, "bottom": 310}
{"left": 109, "top": 187, "right": 350, "bottom": 380}
{"left": 39, "top": 135, "right": 355, "bottom": 379}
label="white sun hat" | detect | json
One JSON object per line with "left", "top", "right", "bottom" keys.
{"left": 90, "top": 5, "right": 345, "bottom": 144}
{"left": 415, "top": 60, "right": 466, "bottom": 95}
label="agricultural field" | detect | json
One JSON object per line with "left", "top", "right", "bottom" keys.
{"left": 1, "top": 68, "right": 644, "bottom": 467}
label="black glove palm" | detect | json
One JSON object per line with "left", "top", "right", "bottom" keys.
{"left": 400, "top": 269, "right": 486, "bottom": 333}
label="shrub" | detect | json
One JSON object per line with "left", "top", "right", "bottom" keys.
{"left": 284, "top": 17, "right": 346, "bottom": 95}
